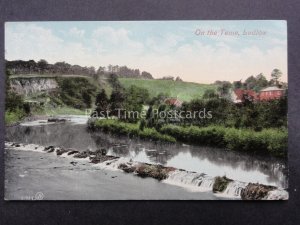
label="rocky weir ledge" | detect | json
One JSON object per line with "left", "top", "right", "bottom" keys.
{"left": 5, "top": 142, "right": 288, "bottom": 200}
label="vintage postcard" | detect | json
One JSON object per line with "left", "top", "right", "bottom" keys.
{"left": 4, "top": 21, "right": 288, "bottom": 200}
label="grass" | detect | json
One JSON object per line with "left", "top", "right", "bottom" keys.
{"left": 41, "top": 106, "right": 89, "bottom": 116}
{"left": 88, "top": 119, "right": 176, "bottom": 143}
{"left": 119, "top": 78, "right": 216, "bottom": 102}
{"left": 88, "top": 119, "right": 287, "bottom": 157}
{"left": 160, "top": 125, "right": 287, "bottom": 157}
{"left": 5, "top": 110, "right": 25, "bottom": 125}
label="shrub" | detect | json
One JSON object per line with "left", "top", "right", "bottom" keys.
{"left": 160, "top": 124, "right": 287, "bottom": 157}
{"left": 89, "top": 119, "right": 176, "bottom": 143}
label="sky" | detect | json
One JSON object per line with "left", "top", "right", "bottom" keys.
{"left": 5, "top": 21, "right": 287, "bottom": 83}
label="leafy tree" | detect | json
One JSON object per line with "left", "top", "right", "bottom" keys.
{"left": 124, "top": 85, "right": 150, "bottom": 122}
{"left": 255, "top": 73, "right": 268, "bottom": 90}
{"left": 233, "top": 80, "right": 242, "bottom": 89}
{"left": 244, "top": 75, "right": 256, "bottom": 90}
{"left": 175, "top": 76, "right": 183, "bottom": 82}
{"left": 5, "top": 69, "right": 27, "bottom": 117}
{"left": 108, "top": 73, "right": 123, "bottom": 89}
{"left": 82, "top": 90, "right": 92, "bottom": 108}
{"left": 57, "top": 77, "right": 97, "bottom": 109}
{"left": 271, "top": 69, "right": 282, "bottom": 86}
{"left": 37, "top": 59, "right": 48, "bottom": 73}
{"left": 110, "top": 88, "right": 126, "bottom": 117}
{"left": 203, "top": 89, "right": 219, "bottom": 99}
{"left": 92, "top": 89, "right": 109, "bottom": 117}
{"left": 217, "top": 81, "right": 232, "bottom": 97}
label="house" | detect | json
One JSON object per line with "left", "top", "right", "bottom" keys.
{"left": 164, "top": 98, "right": 183, "bottom": 107}
{"left": 259, "top": 86, "right": 285, "bottom": 101}
{"left": 230, "top": 89, "right": 258, "bottom": 103}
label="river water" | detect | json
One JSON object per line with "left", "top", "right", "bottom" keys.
{"left": 5, "top": 115, "right": 288, "bottom": 200}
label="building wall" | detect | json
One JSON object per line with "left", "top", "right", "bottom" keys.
{"left": 259, "top": 90, "right": 284, "bottom": 101}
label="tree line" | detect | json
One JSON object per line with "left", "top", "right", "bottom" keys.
{"left": 5, "top": 59, "right": 154, "bottom": 79}
{"left": 214, "top": 69, "right": 287, "bottom": 96}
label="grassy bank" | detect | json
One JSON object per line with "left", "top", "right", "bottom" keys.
{"left": 119, "top": 78, "right": 216, "bottom": 102}
{"left": 88, "top": 119, "right": 287, "bottom": 157}
{"left": 88, "top": 119, "right": 176, "bottom": 143}
{"left": 160, "top": 125, "right": 287, "bottom": 157}
{"left": 5, "top": 110, "right": 26, "bottom": 125}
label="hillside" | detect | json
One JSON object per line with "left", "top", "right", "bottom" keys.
{"left": 119, "top": 78, "right": 216, "bottom": 102}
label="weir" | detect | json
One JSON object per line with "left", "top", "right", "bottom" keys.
{"left": 4, "top": 141, "right": 288, "bottom": 200}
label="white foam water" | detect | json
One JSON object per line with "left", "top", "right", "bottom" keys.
{"left": 163, "top": 170, "right": 214, "bottom": 192}
{"left": 216, "top": 181, "right": 247, "bottom": 198}
{"left": 265, "top": 189, "right": 289, "bottom": 200}
{"left": 5, "top": 142, "right": 45, "bottom": 153}
{"left": 5, "top": 141, "right": 288, "bottom": 200}
{"left": 92, "top": 157, "right": 130, "bottom": 171}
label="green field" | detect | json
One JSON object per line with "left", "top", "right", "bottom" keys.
{"left": 119, "top": 78, "right": 216, "bottom": 102}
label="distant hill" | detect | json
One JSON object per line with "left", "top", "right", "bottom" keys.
{"left": 119, "top": 78, "right": 216, "bottom": 102}
{"left": 9, "top": 74, "right": 216, "bottom": 102}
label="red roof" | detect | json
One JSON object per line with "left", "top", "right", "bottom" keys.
{"left": 164, "top": 98, "right": 183, "bottom": 107}
{"left": 234, "top": 89, "right": 258, "bottom": 101}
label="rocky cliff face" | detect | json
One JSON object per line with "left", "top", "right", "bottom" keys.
{"left": 10, "top": 78, "right": 58, "bottom": 95}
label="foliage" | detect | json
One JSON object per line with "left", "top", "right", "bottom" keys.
{"left": 160, "top": 125, "right": 287, "bottom": 157}
{"left": 182, "top": 96, "right": 287, "bottom": 129}
{"left": 92, "top": 89, "right": 109, "bottom": 117}
{"left": 56, "top": 77, "right": 97, "bottom": 109}
{"left": 6, "top": 59, "right": 154, "bottom": 79}
{"left": 203, "top": 89, "right": 219, "bottom": 99}
{"left": 123, "top": 85, "right": 150, "bottom": 122}
{"left": 88, "top": 119, "right": 176, "bottom": 143}
{"left": 5, "top": 110, "right": 25, "bottom": 125}
{"left": 271, "top": 68, "right": 282, "bottom": 85}
{"left": 119, "top": 78, "right": 217, "bottom": 102}
{"left": 5, "top": 69, "right": 29, "bottom": 124}
{"left": 215, "top": 81, "right": 232, "bottom": 96}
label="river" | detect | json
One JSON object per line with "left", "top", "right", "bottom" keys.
{"left": 4, "top": 115, "right": 288, "bottom": 200}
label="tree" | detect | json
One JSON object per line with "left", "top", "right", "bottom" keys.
{"left": 124, "top": 85, "right": 150, "bottom": 122}
{"left": 175, "top": 76, "right": 183, "bottom": 82}
{"left": 244, "top": 75, "right": 256, "bottom": 90}
{"left": 233, "top": 80, "right": 242, "bottom": 89}
{"left": 110, "top": 88, "right": 126, "bottom": 117}
{"left": 271, "top": 69, "right": 282, "bottom": 86}
{"left": 97, "top": 66, "right": 105, "bottom": 75}
{"left": 92, "top": 89, "right": 109, "bottom": 117}
{"left": 82, "top": 90, "right": 92, "bottom": 108}
{"left": 255, "top": 73, "right": 268, "bottom": 90}
{"left": 141, "top": 71, "right": 153, "bottom": 79}
{"left": 203, "top": 89, "right": 219, "bottom": 99}
{"left": 37, "top": 59, "right": 48, "bottom": 73}
{"left": 108, "top": 74, "right": 122, "bottom": 89}
{"left": 217, "top": 81, "right": 232, "bottom": 97}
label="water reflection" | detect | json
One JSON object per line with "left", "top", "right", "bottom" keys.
{"left": 5, "top": 121, "right": 288, "bottom": 188}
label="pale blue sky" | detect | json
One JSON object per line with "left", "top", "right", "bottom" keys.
{"left": 5, "top": 21, "right": 287, "bottom": 83}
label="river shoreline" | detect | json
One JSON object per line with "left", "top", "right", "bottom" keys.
{"left": 88, "top": 119, "right": 288, "bottom": 158}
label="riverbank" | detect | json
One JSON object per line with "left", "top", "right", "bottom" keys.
{"left": 88, "top": 119, "right": 288, "bottom": 158}
{"left": 5, "top": 106, "right": 88, "bottom": 126}
{"left": 88, "top": 119, "right": 176, "bottom": 143}
{"left": 5, "top": 142, "right": 288, "bottom": 200}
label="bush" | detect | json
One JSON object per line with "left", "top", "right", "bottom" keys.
{"left": 56, "top": 77, "right": 97, "bottom": 109}
{"left": 89, "top": 119, "right": 176, "bottom": 143}
{"left": 160, "top": 124, "right": 287, "bottom": 157}
{"left": 88, "top": 120, "right": 287, "bottom": 157}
